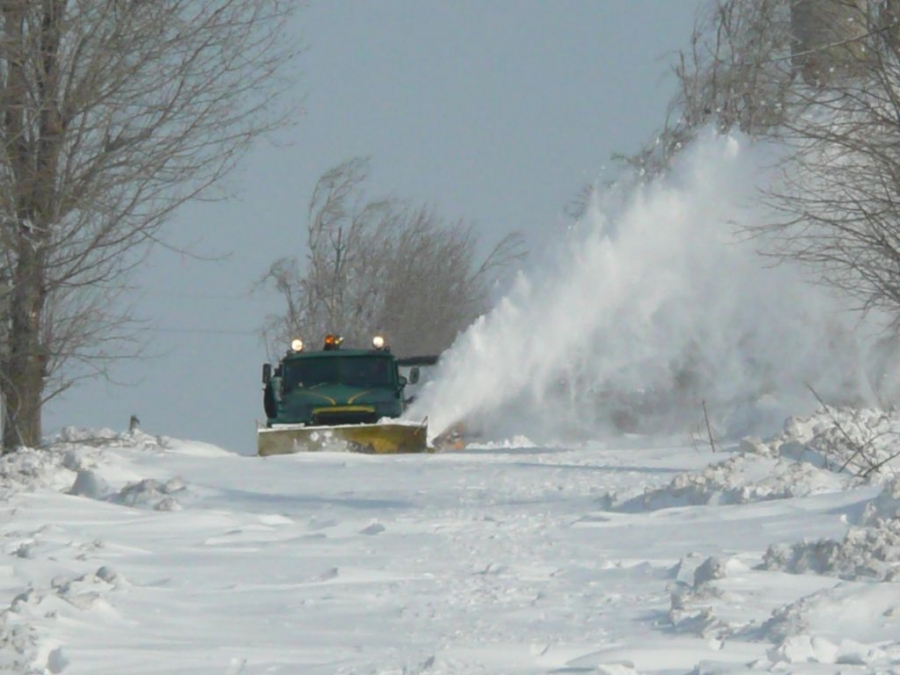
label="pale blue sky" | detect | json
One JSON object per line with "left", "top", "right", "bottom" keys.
{"left": 45, "top": 1, "right": 703, "bottom": 454}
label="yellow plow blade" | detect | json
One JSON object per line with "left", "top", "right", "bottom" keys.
{"left": 257, "top": 422, "right": 428, "bottom": 457}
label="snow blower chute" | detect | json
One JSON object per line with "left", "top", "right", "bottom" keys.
{"left": 257, "top": 334, "right": 429, "bottom": 456}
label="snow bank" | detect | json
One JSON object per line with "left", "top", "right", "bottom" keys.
{"left": 759, "top": 583, "right": 900, "bottom": 667}
{"left": 606, "top": 451, "right": 847, "bottom": 512}
{"left": 667, "top": 551, "right": 900, "bottom": 670}
{"left": 761, "top": 520, "right": 900, "bottom": 582}
{"left": 1, "top": 428, "right": 193, "bottom": 511}
{"left": 760, "top": 474, "right": 900, "bottom": 583}
{"left": 601, "top": 407, "right": 900, "bottom": 514}
{"left": 711, "top": 410, "right": 900, "bottom": 583}
{"left": 758, "top": 407, "right": 900, "bottom": 478}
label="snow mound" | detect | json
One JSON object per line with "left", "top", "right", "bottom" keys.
{"left": 668, "top": 555, "right": 732, "bottom": 638}
{"left": 665, "top": 554, "right": 781, "bottom": 644}
{"left": 113, "top": 478, "right": 185, "bottom": 511}
{"left": 69, "top": 469, "right": 110, "bottom": 499}
{"left": 667, "top": 552, "right": 900, "bottom": 671}
{"left": 67, "top": 470, "right": 187, "bottom": 511}
{"left": 609, "top": 453, "right": 845, "bottom": 512}
{"left": 0, "top": 446, "right": 72, "bottom": 495}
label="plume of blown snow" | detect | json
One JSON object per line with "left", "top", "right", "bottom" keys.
{"left": 409, "top": 132, "right": 885, "bottom": 442}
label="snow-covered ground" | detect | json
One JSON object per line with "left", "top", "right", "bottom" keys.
{"left": 7, "top": 132, "right": 900, "bottom": 674}
{"left": 3, "top": 408, "right": 900, "bottom": 674}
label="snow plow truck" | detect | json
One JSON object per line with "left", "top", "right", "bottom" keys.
{"left": 257, "top": 334, "right": 428, "bottom": 456}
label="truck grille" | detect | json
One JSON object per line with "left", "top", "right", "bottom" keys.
{"left": 312, "top": 409, "right": 379, "bottom": 426}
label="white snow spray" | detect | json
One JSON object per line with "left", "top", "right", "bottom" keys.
{"left": 408, "top": 133, "right": 893, "bottom": 443}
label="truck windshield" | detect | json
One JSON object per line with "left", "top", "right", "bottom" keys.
{"left": 283, "top": 357, "right": 394, "bottom": 390}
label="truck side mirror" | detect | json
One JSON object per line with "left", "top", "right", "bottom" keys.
{"left": 409, "top": 367, "right": 420, "bottom": 385}
{"left": 262, "top": 363, "right": 272, "bottom": 384}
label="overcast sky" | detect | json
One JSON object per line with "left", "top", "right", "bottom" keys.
{"left": 44, "top": 1, "right": 703, "bottom": 454}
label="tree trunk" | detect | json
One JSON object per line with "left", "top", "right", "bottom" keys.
{"left": 0, "top": 1, "right": 61, "bottom": 451}
{"left": 3, "top": 254, "right": 46, "bottom": 450}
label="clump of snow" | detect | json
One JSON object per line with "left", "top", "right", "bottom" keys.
{"left": 736, "top": 435, "right": 774, "bottom": 457}
{"left": 667, "top": 555, "right": 750, "bottom": 640}
{"left": 859, "top": 476, "right": 900, "bottom": 524}
{"left": 693, "top": 556, "right": 729, "bottom": 586}
{"left": 45, "top": 647, "right": 69, "bottom": 674}
{"left": 61, "top": 446, "right": 96, "bottom": 472}
{"left": 68, "top": 469, "right": 110, "bottom": 499}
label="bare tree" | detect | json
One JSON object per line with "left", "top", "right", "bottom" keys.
{"left": 625, "top": 0, "right": 795, "bottom": 180}
{"left": 260, "top": 157, "right": 526, "bottom": 357}
{"left": 644, "top": 0, "right": 896, "bottom": 166}
{"left": 755, "top": 1, "right": 900, "bottom": 320}
{"left": 563, "top": 0, "right": 796, "bottom": 219}
{"left": 0, "top": 1, "right": 301, "bottom": 450}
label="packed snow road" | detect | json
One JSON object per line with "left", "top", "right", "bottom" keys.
{"left": 1, "top": 419, "right": 898, "bottom": 674}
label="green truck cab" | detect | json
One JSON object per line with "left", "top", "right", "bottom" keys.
{"left": 262, "top": 335, "right": 408, "bottom": 427}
